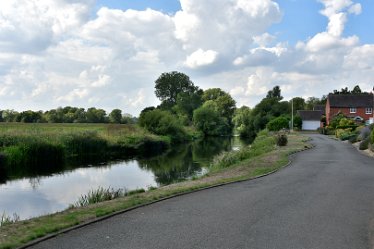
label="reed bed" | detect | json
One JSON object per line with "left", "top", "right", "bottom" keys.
{"left": 0, "top": 123, "right": 170, "bottom": 170}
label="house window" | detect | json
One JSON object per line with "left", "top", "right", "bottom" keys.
{"left": 366, "top": 108, "right": 373, "bottom": 114}
{"left": 350, "top": 108, "right": 357, "bottom": 113}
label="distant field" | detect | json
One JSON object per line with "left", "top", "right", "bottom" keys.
{"left": 0, "top": 123, "right": 144, "bottom": 137}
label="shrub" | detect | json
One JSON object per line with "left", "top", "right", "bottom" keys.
{"left": 276, "top": 134, "right": 288, "bottom": 146}
{"left": 266, "top": 117, "right": 289, "bottom": 131}
{"left": 62, "top": 132, "right": 108, "bottom": 157}
{"left": 293, "top": 115, "right": 302, "bottom": 130}
{"left": 193, "top": 105, "right": 231, "bottom": 136}
{"left": 359, "top": 138, "right": 370, "bottom": 150}
{"left": 3, "top": 141, "right": 64, "bottom": 167}
{"left": 348, "top": 135, "right": 358, "bottom": 144}
{"left": 139, "top": 109, "right": 187, "bottom": 142}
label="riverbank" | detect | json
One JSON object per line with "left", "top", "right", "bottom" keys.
{"left": 0, "top": 123, "right": 170, "bottom": 181}
{"left": 0, "top": 132, "right": 312, "bottom": 249}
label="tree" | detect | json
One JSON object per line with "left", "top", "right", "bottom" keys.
{"left": 174, "top": 90, "right": 203, "bottom": 123}
{"left": 305, "top": 97, "right": 326, "bottom": 110}
{"left": 266, "top": 117, "right": 289, "bottom": 131}
{"left": 233, "top": 106, "right": 254, "bottom": 138}
{"left": 138, "top": 109, "right": 186, "bottom": 142}
{"left": 266, "top": 86, "right": 283, "bottom": 100}
{"left": 293, "top": 115, "right": 303, "bottom": 129}
{"left": 86, "top": 107, "right": 107, "bottom": 123}
{"left": 291, "top": 97, "right": 305, "bottom": 115}
{"left": 202, "top": 88, "right": 236, "bottom": 128}
{"left": 2, "top": 109, "right": 19, "bottom": 122}
{"left": 109, "top": 109, "right": 122, "bottom": 123}
{"left": 193, "top": 104, "right": 230, "bottom": 136}
{"left": 155, "top": 71, "right": 200, "bottom": 109}
{"left": 351, "top": 85, "right": 362, "bottom": 94}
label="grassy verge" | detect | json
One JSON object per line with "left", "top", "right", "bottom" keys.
{"left": 0, "top": 132, "right": 312, "bottom": 249}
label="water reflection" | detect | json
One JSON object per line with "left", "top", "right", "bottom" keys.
{"left": 0, "top": 136, "right": 249, "bottom": 220}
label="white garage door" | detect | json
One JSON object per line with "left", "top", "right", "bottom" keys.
{"left": 302, "top": 121, "right": 320, "bottom": 131}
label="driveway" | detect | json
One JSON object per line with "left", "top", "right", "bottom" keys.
{"left": 27, "top": 134, "right": 374, "bottom": 249}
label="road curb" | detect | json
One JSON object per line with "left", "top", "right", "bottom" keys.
{"left": 18, "top": 141, "right": 314, "bottom": 249}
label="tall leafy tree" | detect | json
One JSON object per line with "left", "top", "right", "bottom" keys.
{"left": 290, "top": 97, "right": 306, "bottom": 115}
{"left": 266, "top": 86, "right": 283, "bottom": 100}
{"left": 351, "top": 85, "right": 362, "bottom": 94}
{"left": 202, "top": 88, "right": 236, "bottom": 127}
{"left": 155, "top": 71, "right": 200, "bottom": 109}
{"left": 109, "top": 109, "right": 122, "bottom": 123}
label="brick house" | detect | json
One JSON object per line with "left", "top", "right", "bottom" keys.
{"left": 325, "top": 94, "right": 374, "bottom": 125}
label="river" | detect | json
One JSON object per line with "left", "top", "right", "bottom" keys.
{"left": 0, "top": 136, "right": 250, "bottom": 220}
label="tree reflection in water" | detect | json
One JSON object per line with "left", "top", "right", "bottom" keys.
{"left": 138, "top": 137, "right": 239, "bottom": 185}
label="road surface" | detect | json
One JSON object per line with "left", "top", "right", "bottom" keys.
{"left": 27, "top": 134, "right": 374, "bottom": 249}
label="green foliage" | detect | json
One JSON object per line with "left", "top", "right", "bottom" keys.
{"left": 290, "top": 97, "right": 306, "bottom": 115}
{"left": 109, "top": 109, "right": 122, "bottom": 124}
{"left": 267, "top": 117, "right": 289, "bottom": 131}
{"left": 174, "top": 90, "right": 203, "bottom": 122}
{"left": 276, "top": 134, "right": 288, "bottom": 146}
{"left": 193, "top": 104, "right": 231, "bottom": 136}
{"left": 233, "top": 106, "right": 254, "bottom": 138}
{"left": 293, "top": 115, "right": 302, "bottom": 129}
{"left": 202, "top": 88, "right": 236, "bottom": 128}
{"left": 305, "top": 96, "right": 326, "bottom": 110}
{"left": 359, "top": 138, "right": 370, "bottom": 150}
{"left": 86, "top": 107, "right": 107, "bottom": 123}
{"left": 0, "top": 123, "right": 170, "bottom": 170}
{"left": 74, "top": 187, "right": 126, "bottom": 207}
{"left": 329, "top": 113, "right": 346, "bottom": 129}
{"left": 155, "top": 71, "right": 200, "bottom": 108}
{"left": 338, "top": 117, "right": 355, "bottom": 127}
{"left": 371, "top": 127, "right": 374, "bottom": 145}
{"left": 211, "top": 131, "right": 276, "bottom": 169}
{"left": 266, "top": 86, "right": 283, "bottom": 100}
{"left": 3, "top": 140, "right": 65, "bottom": 167}
{"left": 138, "top": 109, "right": 186, "bottom": 142}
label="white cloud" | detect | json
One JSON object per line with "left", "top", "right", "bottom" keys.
{"left": 0, "top": 0, "right": 373, "bottom": 115}
{"left": 184, "top": 49, "right": 218, "bottom": 68}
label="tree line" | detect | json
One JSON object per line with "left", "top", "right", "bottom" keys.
{"left": 0, "top": 107, "right": 136, "bottom": 124}
{"left": 138, "top": 71, "right": 329, "bottom": 140}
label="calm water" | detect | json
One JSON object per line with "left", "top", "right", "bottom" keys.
{"left": 0, "top": 136, "right": 249, "bottom": 220}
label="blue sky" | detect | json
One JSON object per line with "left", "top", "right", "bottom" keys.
{"left": 97, "top": 0, "right": 374, "bottom": 45}
{"left": 0, "top": 0, "right": 373, "bottom": 115}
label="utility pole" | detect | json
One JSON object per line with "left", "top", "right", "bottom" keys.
{"left": 291, "top": 98, "right": 294, "bottom": 132}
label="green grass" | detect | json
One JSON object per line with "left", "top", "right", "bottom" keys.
{"left": 0, "top": 123, "right": 170, "bottom": 172}
{"left": 0, "top": 132, "right": 311, "bottom": 249}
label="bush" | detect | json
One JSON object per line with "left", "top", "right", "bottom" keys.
{"left": 267, "top": 117, "right": 289, "bottom": 131}
{"left": 276, "top": 134, "right": 288, "bottom": 146}
{"left": 139, "top": 109, "right": 187, "bottom": 142}
{"left": 193, "top": 105, "right": 231, "bottom": 136}
{"left": 348, "top": 135, "right": 358, "bottom": 144}
{"left": 359, "top": 138, "right": 370, "bottom": 150}
{"left": 293, "top": 115, "right": 302, "bottom": 130}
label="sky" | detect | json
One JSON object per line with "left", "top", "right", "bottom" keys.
{"left": 0, "top": 0, "right": 374, "bottom": 116}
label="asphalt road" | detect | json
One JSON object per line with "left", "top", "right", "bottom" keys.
{"left": 27, "top": 134, "right": 374, "bottom": 249}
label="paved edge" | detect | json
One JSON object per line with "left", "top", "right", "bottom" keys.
{"left": 18, "top": 140, "right": 314, "bottom": 249}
